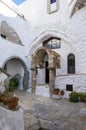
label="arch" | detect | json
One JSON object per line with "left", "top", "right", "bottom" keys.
{"left": 32, "top": 47, "right": 60, "bottom": 68}
{"left": 0, "top": 21, "right": 23, "bottom": 45}
{"left": 69, "top": 0, "right": 86, "bottom": 17}
{"left": 2, "top": 56, "right": 29, "bottom": 90}
{"left": 34, "top": 46, "right": 50, "bottom": 55}
{"left": 43, "top": 37, "right": 61, "bottom": 49}
{"left": 67, "top": 54, "right": 75, "bottom": 74}
{"left": 31, "top": 47, "right": 60, "bottom": 96}
{"left": 33, "top": 47, "right": 50, "bottom": 68}
{"left": 28, "top": 29, "right": 77, "bottom": 56}
{"left": 28, "top": 29, "right": 77, "bottom": 95}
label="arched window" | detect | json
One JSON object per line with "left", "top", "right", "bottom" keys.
{"left": 68, "top": 54, "right": 75, "bottom": 74}
{"left": 43, "top": 37, "right": 61, "bottom": 49}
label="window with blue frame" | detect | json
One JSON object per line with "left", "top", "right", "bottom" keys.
{"left": 43, "top": 37, "right": 61, "bottom": 49}
{"left": 47, "top": 0, "right": 59, "bottom": 14}
{"left": 50, "top": 0, "right": 56, "bottom": 4}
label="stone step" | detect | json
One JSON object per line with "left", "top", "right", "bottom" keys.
{"left": 27, "top": 85, "right": 50, "bottom": 97}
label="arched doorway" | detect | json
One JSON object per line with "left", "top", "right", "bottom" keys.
{"left": 36, "top": 53, "right": 49, "bottom": 85}
{"left": 45, "top": 61, "right": 49, "bottom": 84}
{"left": 3, "top": 57, "right": 29, "bottom": 90}
{"left": 31, "top": 47, "right": 60, "bottom": 96}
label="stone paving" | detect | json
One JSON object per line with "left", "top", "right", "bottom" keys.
{"left": 15, "top": 90, "right": 86, "bottom": 130}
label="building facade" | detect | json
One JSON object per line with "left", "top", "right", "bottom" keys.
{"left": 0, "top": 0, "right": 86, "bottom": 94}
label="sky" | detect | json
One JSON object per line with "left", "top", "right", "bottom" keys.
{"left": 12, "top": 0, "right": 26, "bottom": 5}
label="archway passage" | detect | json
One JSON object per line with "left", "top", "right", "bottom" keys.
{"left": 31, "top": 47, "right": 60, "bottom": 96}
{"left": 3, "top": 58, "right": 29, "bottom": 91}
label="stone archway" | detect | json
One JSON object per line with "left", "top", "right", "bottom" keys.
{"left": 3, "top": 57, "right": 29, "bottom": 91}
{"left": 31, "top": 47, "right": 60, "bottom": 96}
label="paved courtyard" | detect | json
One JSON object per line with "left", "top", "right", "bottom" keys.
{"left": 15, "top": 88, "right": 86, "bottom": 130}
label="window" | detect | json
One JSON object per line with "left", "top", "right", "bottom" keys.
{"left": 1, "top": 34, "right": 6, "bottom": 39}
{"left": 50, "top": 0, "right": 56, "bottom": 4}
{"left": 43, "top": 37, "right": 61, "bottom": 49}
{"left": 68, "top": 54, "right": 75, "bottom": 74}
{"left": 47, "top": 0, "right": 59, "bottom": 14}
{"left": 66, "top": 85, "right": 73, "bottom": 91}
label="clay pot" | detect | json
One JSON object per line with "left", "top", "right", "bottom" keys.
{"left": 60, "top": 91, "right": 64, "bottom": 96}
{"left": 4, "top": 97, "right": 19, "bottom": 110}
{"left": 53, "top": 89, "right": 60, "bottom": 95}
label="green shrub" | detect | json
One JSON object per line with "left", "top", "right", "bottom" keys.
{"left": 8, "top": 74, "right": 21, "bottom": 92}
{"left": 69, "top": 91, "right": 79, "bottom": 103}
{"left": 78, "top": 92, "right": 86, "bottom": 102}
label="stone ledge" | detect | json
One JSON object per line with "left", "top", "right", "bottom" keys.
{"left": 0, "top": 106, "right": 24, "bottom": 130}
{"left": 52, "top": 94, "right": 62, "bottom": 100}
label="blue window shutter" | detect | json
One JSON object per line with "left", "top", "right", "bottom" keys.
{"left": 50, "top": 0, "right": 56, "bottom": 4}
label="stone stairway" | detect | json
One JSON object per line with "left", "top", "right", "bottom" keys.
{"left": 27, "top": 84, "right": 50, "bottom": 97}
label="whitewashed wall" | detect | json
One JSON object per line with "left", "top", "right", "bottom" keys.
{"left": 55, "top": 74, "right": 86, "bottom": 92}
{"left": 0, "top": 0, "right": 86, "bottom": 91}
{"left": 19, "top": 0, "right": 86, "bottom": 91}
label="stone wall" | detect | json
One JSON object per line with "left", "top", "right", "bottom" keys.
{"left": 55, "top": 74, "right": 86, "bottom": 92}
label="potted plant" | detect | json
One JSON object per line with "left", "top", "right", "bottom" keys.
{"left": 69, "top": 91, "right": 79, "bottom": 103}
{"left": 3, "top": 96, "right": 19, "bottom": 110}
{"left": 0, "top": 68, "right": 20, "bottom": 110}
{"left": 60, "top": 90, "right": 64, "bottom": 96}
{"left": 53, "top": 88, "right": 60, "bottom": 95}
{"left": 2, "top": 74, "right": 20, "bottom": 110}
{"left": 79, "top": 92, "right": 86, "bottom": 102}
{"left": 0, "top": 92, "right": 5, "bottom": 102}
{"left": 8, "top": 74, "right": 21, "bottom": 92}
{"left": 6, "top": 74, "right": 20, "bottom": 98}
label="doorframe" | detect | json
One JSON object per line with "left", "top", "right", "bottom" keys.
{"left": 31, "top": 47, "right": 60, "bottom": 96}
{"left": 45, "top": 61, "right": 49, "bottom": 84}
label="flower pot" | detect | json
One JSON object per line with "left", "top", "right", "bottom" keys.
{"left": 0, "top": 94, "right": 5, "bottom": 102}
{"left": 60, "top": 91, "right": 64, "bottom": 96}
{"left": 8, "top": 92, "right": 14, "bottom": 98}
{"left": 53, "top": 89, "right": 60, "bottom": 95}
{"left": 80, "top": 97, "right": 86, "bottom": 102}
{"left": 4, "top": 97, "right": 19, "bottom": 110}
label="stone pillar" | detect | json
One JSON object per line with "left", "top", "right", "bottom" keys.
{"left": 31, "top": 55, "right": 37, "bottom": 93}
{"left": 49, "top": 67, "right": 55, "bottom": 97}
{"left": 31, "top": 68, "right": 36, "bottom": 93}
{"left": 23, "top": 71, "right": 29, "bottom": 91}
{"left": 48, "top": 54, "right": 55, "bottom": 97}
{"left": 0, "top": 107, "right": 24, "bottom": 130}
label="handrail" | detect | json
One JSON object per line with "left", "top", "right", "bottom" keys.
{"left": 0, "top": 67, "right": 11, "bottom": 77}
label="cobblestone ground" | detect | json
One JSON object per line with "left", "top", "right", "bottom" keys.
{"left": 15, "top": 91, "right": 86, "bottom": 130}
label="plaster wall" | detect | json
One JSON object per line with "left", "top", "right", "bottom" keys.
{"left": 19, "top": 0, "right": 86, "bottom": 90}
{"left": 0, "top": 0, "right": 86, "bottom": 91}
{"left": 55, "top": 74, "right": 86, "bottom": 92}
